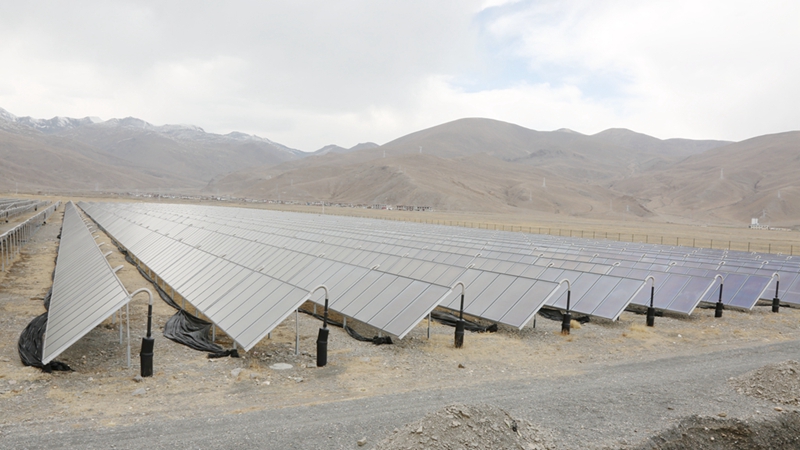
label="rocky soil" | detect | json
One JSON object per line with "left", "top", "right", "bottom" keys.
{"left": 635, "top": 413, "right": 800, "bottom": 449}
{"left": 730, "top": 359, "right": 800, "bottom": 406}
{"left": 375, "top": 403, "right": 556, "bottom": 450}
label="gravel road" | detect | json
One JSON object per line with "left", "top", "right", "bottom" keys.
{"left": 2, "top": 339, "right": 797, "bottom": 449}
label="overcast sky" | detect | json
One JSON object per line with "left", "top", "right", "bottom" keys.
{"left": 1, "top": 1, "right": 797, "bottom": 151}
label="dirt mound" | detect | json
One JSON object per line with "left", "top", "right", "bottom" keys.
{"left": 636, "top": 414, "right": 800, "bottom": 449}
{"left": 374, "top": 403, "right": 554, "bottom": 450}
{"left": 730, "top": 360, "right": 800, "bottom": 405}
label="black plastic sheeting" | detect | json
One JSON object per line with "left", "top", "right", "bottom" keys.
{"left": 17, "top": 312, "right": 72, "bottom": 373}
{"left": 130, "top": 254, "right": 238, "bottom": 357}
{"left": 17, "top": 219, "right": 71, "bottom": 373}
{"left": 163, "top": 310, "right": 239, "bottom": 358}
{"left": 43, "top": 287, "right": 52, "bottom": 311}
{"left": 299, "top": 309, "right": 393, "bottom": 345}
{"left": 537, "top": 308, "right": 591, "bottom": 324}
{"left": 430, "top": 310, "right": 499, "bottom": 333}
{"left": 122, "top": 252, "right": 181, "bottom": 310}
{"left": 111, "top": 244, "right": 238, "bottom": 357}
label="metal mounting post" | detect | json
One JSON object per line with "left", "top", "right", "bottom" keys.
{"left": 771, "top": 273, "right": 781, "bottom": 313}
{"left": 126, "top": 288, "right": 154, "bottom": 376}
{"left": 427, "top": 312, "right": 431, "bottom": 339}
{"left": 713, "top": 274, "right": 724, "bottom": 318}
{"left": 452, "top": 281, "right": 466, "bottom": 348}
{"left": 645, "top": 276, "right": 656, "bottom": 327}
{"left": 558, "top": 279, "right": 572, "bottom": 335}
{"left": 311, "top": 285, "right": 330, "bottom": 367}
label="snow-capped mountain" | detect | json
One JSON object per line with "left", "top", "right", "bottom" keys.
{"left": 0, "top": 107, "right": 303, "bottom": 157}
{"left": 0, "top": 107, "right": 103, "bottom": 133}
{"left": 0, "top": 106, "right": 306, "bottom": 188}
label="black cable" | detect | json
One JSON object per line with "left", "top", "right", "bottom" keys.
{"left": 430, "top": 310, "right": 499, "bottom": 333}
{"left": 299, "top": 308, "right": 393, "bottom": 345}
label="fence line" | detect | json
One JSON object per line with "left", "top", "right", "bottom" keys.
{"left": 355, "top": 214, "right": 795, "bottom": 256}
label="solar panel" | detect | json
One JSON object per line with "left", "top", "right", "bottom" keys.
{"left": 84, "top": 201, "right": 794, "bottom": 328}
{"left": 80, "top": 203, "right": 312, "bottom": 351}
{"left": 83, "top": 203, "right": 573, "bottom": 331}
{"left": 42, "top": 202, "right": 131, "bottom": 364}
{"left": 80, "top": 203, "right": 462, "bottom": 341}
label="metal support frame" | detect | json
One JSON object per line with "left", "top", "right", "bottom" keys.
{"left": 645, "top": 276, "right": 656, "bottom": 327}
{"left": 451, "top": 281, "right": 466, "bottom": 348}
{"left": 1, "top": 202, "right": 58, "bottom": 272}
{"left": 712, "top": 274, "right": 724, "bottom": 318}
{"left": 770, "top": 273, "right": 781, "bottom": 313}
{"left": 311, "top": 285, "right": 330, "bottom": 367}
{"left": 558, "top": 278, "right": 572, "bottom": 335}
{"left": 427, "top": 312, "right": 431, "bottom": 339}
{"left": 122, "top": 288, "right": 155, "bottom": 371}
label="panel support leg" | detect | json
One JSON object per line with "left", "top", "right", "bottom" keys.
{"left": 427, "top": 312, "right": 431, "bottom": 339}
{"left": 295, "top": 309, "right": 300, "bottom": 356}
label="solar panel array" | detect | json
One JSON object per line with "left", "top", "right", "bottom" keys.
{"left": 149, "top": 204, "right": 783, "bottom": 317}
{"left": 78, "top": 202, "right": 571, "bottom": 339}
{"left": 78, "top": 201, "right": 798, "bottom": 348}
{"left": 499, "top": 236, "right": 797, "bottom": 311}
{"left": 42, "top": 202, "right": 131, "bottom": 364}
{"left": 0, "top": 199, "right": 49, "bottom": 221}
{"left": 1, "top": 201, "right": 59, "bottom": 272}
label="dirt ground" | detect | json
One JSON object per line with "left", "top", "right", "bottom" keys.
{"left": 2, "top": 201, "right": 800, "bottom": 448}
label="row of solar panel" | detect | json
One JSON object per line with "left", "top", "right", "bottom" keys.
{"left": 96, "top": 204, "right": 653, "bottom": 320}
{"left": 80, "top": 203, "right": 469, "bottom": 349}
{"left": 81, "top": 202, "right": 796, "bottom": 344}
{"left": 139, "top": 204, "right": 792, "bottom": 314}
{"left": 1, "top": 202, "right": 59, "bottom": 272}
{"left": 93, "top": 204, "right": 659, "bottom": 321}
{"left": 79, "top": 202, "right": 574, "bottom": 333}
{"left": 139, "top": 204, "right": 778, "bottom": 314}
{"left": 42, "top": 202, "right": 131, "bottom": 364}
{"left": 0, "top": 199, "right": 49, "bottom": 220}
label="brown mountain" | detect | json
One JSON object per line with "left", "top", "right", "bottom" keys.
{"left": 373, "top": 119, "right": 729, "bottom": 182}
{"left": 0, "top": 128, "right": 171, "bottom": 192}
{"left": 52, "top": 119, "right": 302, "bottom": 184}
{"left": 208, "top": 118, "right": 731, "bottom": 217}
{"left": 210, "top": 151, "right": 650, "bottom": 217}
{"left": 611, "top": 131, "right": 800, "bottom": 225}
{"left": 0, "top": 108, "right": 303, "bottom": 190}
{"left": 6, "top": 107, "right": 797, "bottom": 226}
{"left": 311, "top": 142, "right": 378, "bottom": 156}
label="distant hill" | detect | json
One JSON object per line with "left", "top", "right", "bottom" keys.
{"left": 209, "top": 151, "right": 652, "bottom": 217}
{"left": 209, "top": 118, "right": 732, "bottom": 217}
{"left": 373, "top": 119, "right": 729, "bottom": 183}
{"left": 0, "top": 127, "right": 171, "bottom": 192}
{"left": 5, "top": 107, "right": 798, "bottom": 226}
{"left": 311, "top": 142, "right": 379, "bottom": 156}
{"left": 611, "top": 131, "right": 800, "bottom": 225}
{"left": 0, "top": 107, "right": 303, "bottom": 191}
